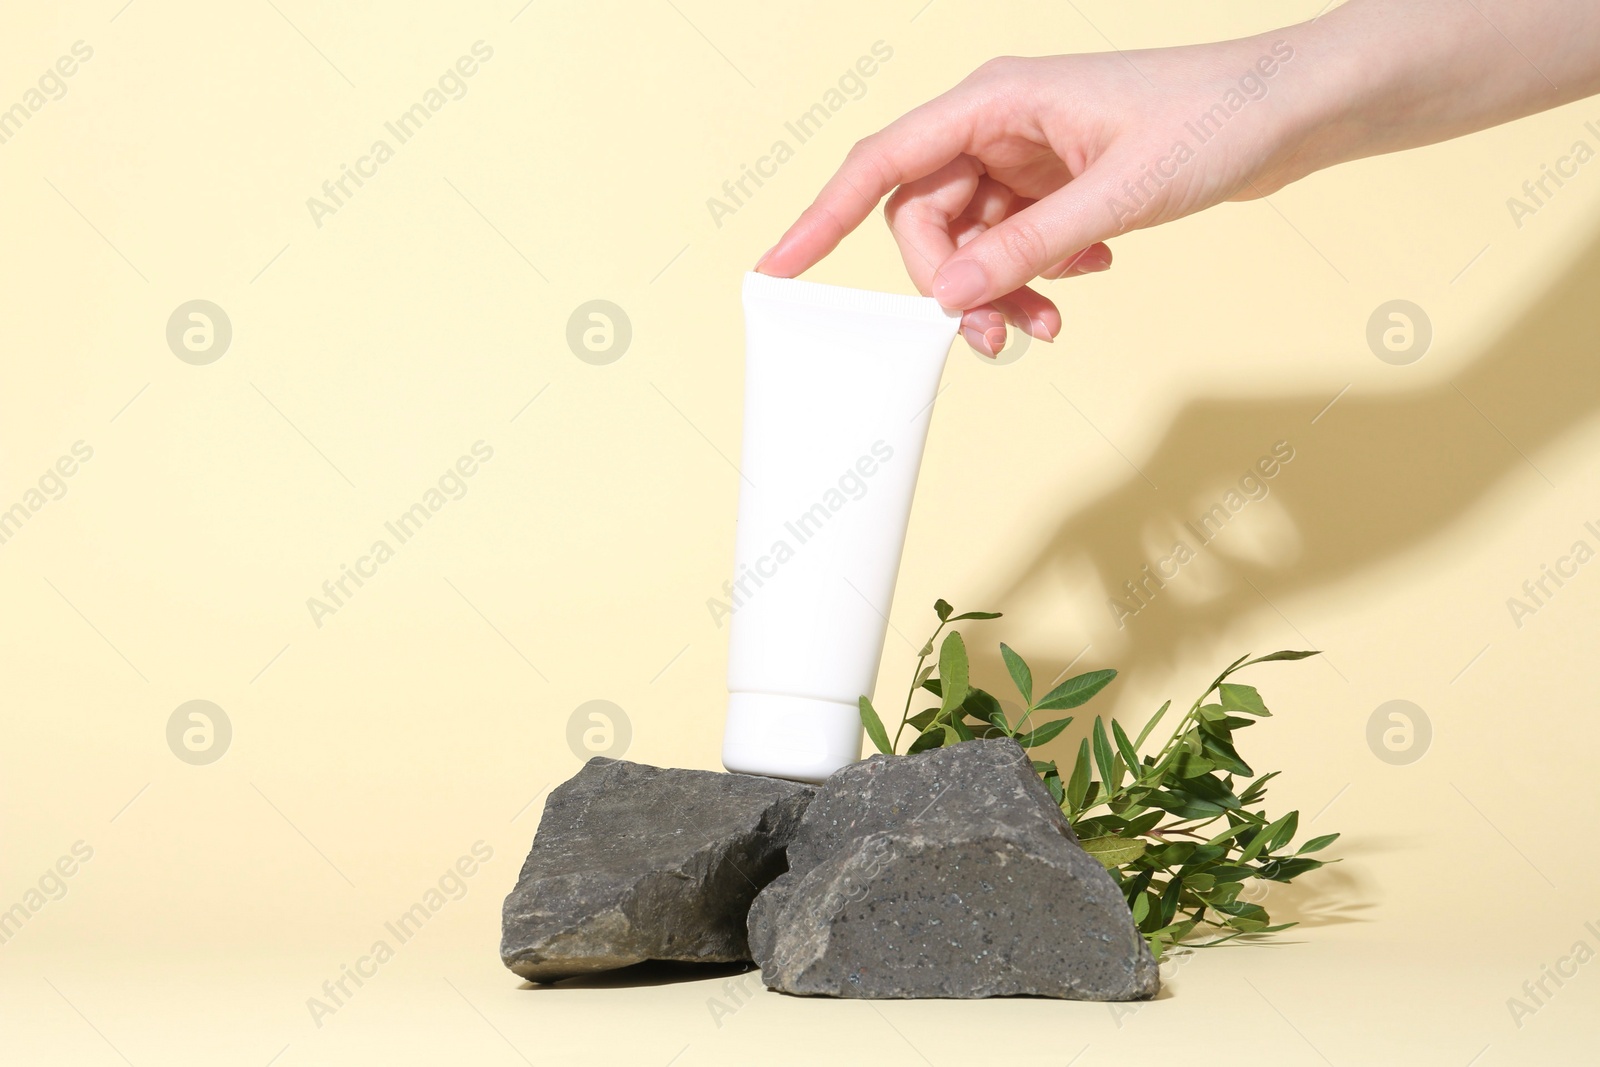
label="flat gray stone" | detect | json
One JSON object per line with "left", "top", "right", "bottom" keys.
{"left": 747, "top": 738, "right": 1158, "bottom": 1000}
{"left": 501, "top": 757, "right": 813, "bottom": 982}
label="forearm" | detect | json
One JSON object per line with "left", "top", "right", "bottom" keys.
{"left": 1274, "top": 0, "right": 1600, "bottom": 182}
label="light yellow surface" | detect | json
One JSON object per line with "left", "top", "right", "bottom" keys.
{"left": 4, "top": 1, "right": 1598, "bottom": 1064}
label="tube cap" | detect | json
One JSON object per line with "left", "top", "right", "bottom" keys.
{"left": 722, "top": 691, "right": 863, "bottom": 784}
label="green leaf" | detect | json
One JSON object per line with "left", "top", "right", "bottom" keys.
{"left": 1079, "top": 836, "right": 1147, "bottom": 868}
{"left": 1111, "top": 718, "right": 1141, "bottom": 771}
{"left": 948, "top": 610, "right": 1003, "bottom": 621}
{"left": 1208, "top": 899, "right": 1256, "bottom": 918}
{"left": 907, "top": 729, "right": 942, "bottom": 755}
{"left": 1133, "top": 700, "right": 1172, "bottom": 750}
{"left": 1139, "top": 892, "right": 1167, "bottom": 934}
{"left": 937, "top": 631, "right": 970, "bottom": 716}
{"left": 1238, "top": 770, "right": 1280, "bottom": 805}
{"left": 906, "top": 707, "right": 938, "bottom": 732}
{"left": 1176, "top": 772, "right": 1239, "bottom": 806}
{"left": 1147, "top": 789, "right": 1228, "bottom": 820}
{"left": 921, "top": 677, "right": 942, "bottom": 697}
{"left": 1218, "top": 683, "right": 1270, "bottom": 717}
{"left": 1241, "top": 812, "right": 1294, "bottom": 862}
{"left": 1073, "top": 815, "right": 1122, "bottom": 839}
{"left": 1213, "top": 899, "right": 1269, "bottom": 925}
{"left": 858, "top": 696, "right": 893, "bottom": 755}
{"left": 1034, "top": 668, "right": 1117, "bottom": 711}
{"left": 1267, "top": 810, "right": 1300, "bottom": 852}
{"left": 999, "top": 642, "right": 1033, "bottom": 705}
{"left": 1204, "top": 822, "right": 1254, "bottom": 847}
{"left": 1125, "top": 810, "right": 1164, "bottom": 837}
{"left": 1296, "top": 833, "right": 1340, "bottom": 855}
{"left": 1202, "top": 880, "right": 1244, "bottom": 907}
{"left": 1199, "top": 732, "right": 1253, "bottom": 776}
{"left": 1111, "top": 787, "right": 1154, "bottom": 814}
{"left": 1257, "top": 856, "right": 1326, "bottom": 882}
{"left": 1145, "top": 917, "right": 1199, "bottom": 945}
{"left": 961, "top": 688, "right": 1006, "bottom": 731}
{"left": 1146, "top": 841, "right": 1197, "bottom": 867}
{"left": 1199, "top": 712, "right": 1255, "bottom": 739}
{"left": 1092, "top": 717, "right": 1116, "bottom": 788}
{"left": 1239, "top": 649, "right": 1320, "bottom": 668}
{"left": 1215, "top": 652, "right": 1253, "bottom": 682}
{"left": 934, "top": 598, "right": 953, "bottom": 621}
{"left": 1017, "top": 717, "right": 1073, "bottom": 748}
{"left": 1179, "top": 843, "right": 1227, "bottom": 866}
{"left": 1168, "top": 751, "right": 1218, "bottom": 779}
{"left": 1044, "top": 773, "right": 1065, "bottom": 805}
{"left": 1066, "top": 738, "right": 1092, "bottom": 811}
{"left": 1158, "top": 875, "right": 1184, "bottom": 928}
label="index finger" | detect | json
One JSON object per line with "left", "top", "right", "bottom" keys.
{"left": 755, "top": 97, "right": 971, "bottom": 278}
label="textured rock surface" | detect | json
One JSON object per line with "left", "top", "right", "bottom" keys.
{"left": 501, "top": 757, "right": 813, "bottom": 982}
{"left": 747, "top": 738, "right": 1158, "bottom": 1000}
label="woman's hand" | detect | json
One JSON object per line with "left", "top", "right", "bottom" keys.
{"left": 754, "top": 38, "right": 1326, "bottom": 356}
{"left": 754, "top": 0, "right": 1600, "bottom": 357}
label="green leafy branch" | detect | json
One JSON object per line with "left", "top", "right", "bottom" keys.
{"left": 858, "top": 599, "right": 1340, "bottom": 958}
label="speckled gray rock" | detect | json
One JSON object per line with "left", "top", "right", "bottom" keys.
{"left": 747, "top": 738, "right": 1158, "bottom": 1000}
{"left": 501, "top": 757, "right": 813, "bottom": 982}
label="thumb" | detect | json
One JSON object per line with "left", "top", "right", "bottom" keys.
{"left": 929, "top": 159, "right": 1136, "bottom": 310}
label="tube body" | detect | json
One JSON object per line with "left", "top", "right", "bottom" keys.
{"left": 721, "top": 272, "right": 960, "bottom": 782}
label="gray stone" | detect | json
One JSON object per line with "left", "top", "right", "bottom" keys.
{"left": 501, "top": 757, "right": 813, "bottom": 982}
{"left": 747, "top": 738, "right": 1158, "bottom": 1000}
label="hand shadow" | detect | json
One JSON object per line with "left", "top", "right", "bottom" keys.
{"left": 966, "top": 224, "right": 1600, "bottom": 697}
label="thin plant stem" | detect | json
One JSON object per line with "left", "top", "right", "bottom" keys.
{"left": 891, "top": 619, "right": 948, "bottom": 751}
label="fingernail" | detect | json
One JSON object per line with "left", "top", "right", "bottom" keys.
{"left": 983, "top": 326, "right": 1008, "bottom": 352}
{"left": 1024, "top": 316, "right": 1055, "bottom": 342}
{"left": 1083, "top": 258, "right": 1111, "bottom": 273}
{"left": 933, "top": 260, "right": 987, "bottom": 309}
{"left": 754, "top": 243, "right": 779, "bottom": 271}
{"left": 962, "top": 325, "right": 996, "bottom": 357}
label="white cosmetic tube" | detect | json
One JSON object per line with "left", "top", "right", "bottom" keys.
{"left": 721, "top": 272, "right": 960, "bottom": 782}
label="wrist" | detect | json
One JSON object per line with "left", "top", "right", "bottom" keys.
{"left": 1240, "top": 19, "right": 1383, "bottom": 190}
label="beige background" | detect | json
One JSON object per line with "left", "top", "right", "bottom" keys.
{"left": 3, "top": 0, "right": 1598, "bottom": 1063}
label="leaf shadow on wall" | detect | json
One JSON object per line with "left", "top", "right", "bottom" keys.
{"left": 967, "top": 225, "right": 1600, "bottom": 707}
